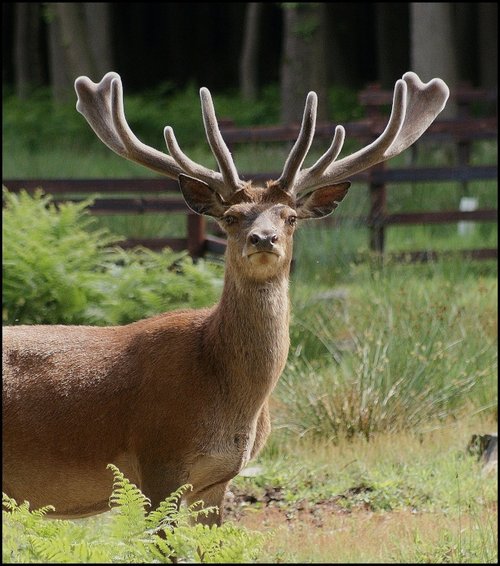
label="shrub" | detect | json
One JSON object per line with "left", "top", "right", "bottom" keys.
{"left": 88, "top": 246, "right": 222, "bottom": 325}
{"left": 2, "top": 188, "right": 222, "bottom": 326}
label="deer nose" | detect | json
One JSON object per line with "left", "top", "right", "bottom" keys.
{"left": 248, "top": 232, "right": 279, "bottom": 249}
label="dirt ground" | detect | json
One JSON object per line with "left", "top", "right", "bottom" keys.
{"left": 224, "top": 483, "right": 366, "bottom": 527}
{"left": 222, "top": 485, "right": 498, "bottom": 563}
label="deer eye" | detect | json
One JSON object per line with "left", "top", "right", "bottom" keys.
{"left": 224, "top": 215, "right": 238, "bottom": 226}
{"left": 287, "top": 215, "right": 297, "bottom": 226}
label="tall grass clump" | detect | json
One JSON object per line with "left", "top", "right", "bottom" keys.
{"left": 278, "top": 258, "right": 497, "bottom": 441}
{"left": 2, "top": 188, "right": 222, "bottom": 326}
{"left": 2, "top": 465, "right": 264, "bottom": 563}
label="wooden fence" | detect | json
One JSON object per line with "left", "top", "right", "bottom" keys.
{"left": 1, "top": 177, "right": 222, "bottom": 257}
{"left": 3, "top": 85, "right": 497, "bottom": 261}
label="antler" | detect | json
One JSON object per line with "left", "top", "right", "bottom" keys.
{"left": 74, "top": 72, "right": 243, "bottom": 199}
{"left": 279, "top": 72, "right": 450, "bottom": 196}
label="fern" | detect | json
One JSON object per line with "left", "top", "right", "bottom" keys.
{"left": 27, "top": 535, "right": 111, "bottom": 564}
{"left": 106, "top": 463, "right": 150, "bottom": 541}
{"left": 145, "top": 483, "right": 193, "bottom": 531}
{"left": 2, "top": 465, "right": 265, "bottom": 563}
{"left": 2, "top": 187, "right": 222, "bottom": 326}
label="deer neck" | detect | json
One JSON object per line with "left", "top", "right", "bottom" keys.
{"left": 206, "top": 263, "right": 291, "bottom": 403}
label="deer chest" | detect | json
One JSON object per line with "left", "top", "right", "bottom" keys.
{"left": 187, "top": 426, "right": 257, "bottom": 492}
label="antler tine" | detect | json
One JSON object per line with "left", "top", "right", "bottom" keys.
{"left": 75, "top": 72, "right": 232, "bottom": 196}
{"left": 199, "top": 87, "right": 243, "bottom": 195}
{"left": 304, "top": 125, "right": 346, "bottom": 179}
{"left": 290, "top": 72, "right": 449, "bottom": 195}
{"left": 163, "top": 125, "right": 231, "bottom": 199}
{"left": 75, "top": 72, "right": 184, "bottom": 179}
{"left": 294, "top": 79, "right": 407, "bottom": 194}
{"left": 277, "top": 92, "right": 318, "bottom": 192}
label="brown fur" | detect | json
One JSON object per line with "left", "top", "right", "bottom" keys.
{"left": 3, "top": 180, "right": 324, "bottom": 524}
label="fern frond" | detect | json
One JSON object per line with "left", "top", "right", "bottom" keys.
{"left": 28, "top": 534, "right": 113, "bottom": 563}
{"left": 142, "top": 534, "right": 177, "bottom": 561}
{"left": 3, "top": 492, "right": 55, "bottom": 519}
{"left": 107, "top": 463, "right": 151, "bottom": 510}
{"left": 106, "top": 463, "right": 150, "bottom": 541}
{"left": 146, "top": 483, "right": 193, "bottom": 530}
{"left": 31, "top": 504, "right": 57, "bottom": 519}
{"left": 2, "top": 493, "right": 17, "bottom": 511}
{"left": 2, "top": 472, "right": 266, "bottom": 563}
{"left": 177, "top": 498, "right": 219, "bottom": 525}
{"left": 28, "top": 536, "right": 76, "bottom": 563}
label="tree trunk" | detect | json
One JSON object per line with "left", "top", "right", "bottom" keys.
{"left": 410, "top": 2, "right": 458, "bottom": 117}
{"left": 375, "top": 3, "right": 409, "bottom": 88}
{"left": 478, "top": 3, "right": 497, "bottom": 88}
{"left": 48, "top": 2, "right": 94, "bottom": 103}
{"left": 47, "top": 3, "right": 71, "bottom": 104}
{"left": 280, "top": 3, "right": 328, "bottom": 125}
{"left": 55, "top": 3, "right": 94, "bottom": 77}
{"left": 14, "top": 2, "right": 43, "bottom": 98}
{"left": 84, "top": 3, "right": 113, "bottom": 77}
{"left": 240, "top": 2, "right": 261, "bottom": 102}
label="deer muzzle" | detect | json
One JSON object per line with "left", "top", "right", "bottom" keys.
{"left": 245, "top": 229, "right": 282, "bottom": 266}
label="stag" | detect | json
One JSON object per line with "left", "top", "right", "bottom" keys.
{"left": 2, "top": 72, "right": 448, "bottom": 524}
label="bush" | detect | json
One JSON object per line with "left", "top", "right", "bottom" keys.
{"left": 88, "top": 246, "right": 222, "bottom": 326}
{"left": 2, "top": 188, "right": 222, "bottom": 326}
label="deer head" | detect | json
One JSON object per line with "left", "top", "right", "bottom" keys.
{"left": 74, "top": 72, "right": 449, "bottom": 282}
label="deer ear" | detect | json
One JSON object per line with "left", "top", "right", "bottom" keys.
{"left": 178, "top": 174, "right": 227, "bottom": 217}
{"left": 295, "top": 182, "right": 351, "bottom": 219}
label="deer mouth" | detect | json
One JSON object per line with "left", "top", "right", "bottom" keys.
{"left": 247, "top": 250, "right": 281, "bottom": 265}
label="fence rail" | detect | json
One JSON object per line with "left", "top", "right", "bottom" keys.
{"left": 3, "top": 85, "right": 497, "bottom": 261}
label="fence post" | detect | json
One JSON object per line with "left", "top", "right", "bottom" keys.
{"left": 360, "top": 83, "right": 388, "bottom": 255}
{"left": 368, "top": 162, "right": 387, "bottom": 254}
{"left": 456, "top": 84, "right": 472, "bottom": 197}
{"left": 187, "top": 213, "right": 206, "bottom": 257}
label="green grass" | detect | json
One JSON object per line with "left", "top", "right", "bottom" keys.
{"left": 282, "top": 254, "right": 498, "bottom": 442}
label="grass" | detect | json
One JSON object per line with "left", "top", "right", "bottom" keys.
{"left": 250, "top": 505, "right": 497, "bottom": 563}
{"left": 281, "top": 255, "right": 498, "bottom": 442}
{"left": 232, "top": 416, "right": 498, "bottom": 563}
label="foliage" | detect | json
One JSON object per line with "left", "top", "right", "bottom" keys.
{"left": 2, "top": 188, "right": 117, "bottom": 325}
{"left": 2, "top": 188, "right": 222, "bottom": 326}
{"left": 2, "top": 88, "right": 85, "bottom": 149}
{"left": 2, "top": 465, "right": 264, "bottom": 563}
{"left": 86, "top": 246, "right": 222, "bottom": 325}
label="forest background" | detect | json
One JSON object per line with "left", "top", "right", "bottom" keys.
{"left": 2, "top": 2, "right": 498, "bottom": 123}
